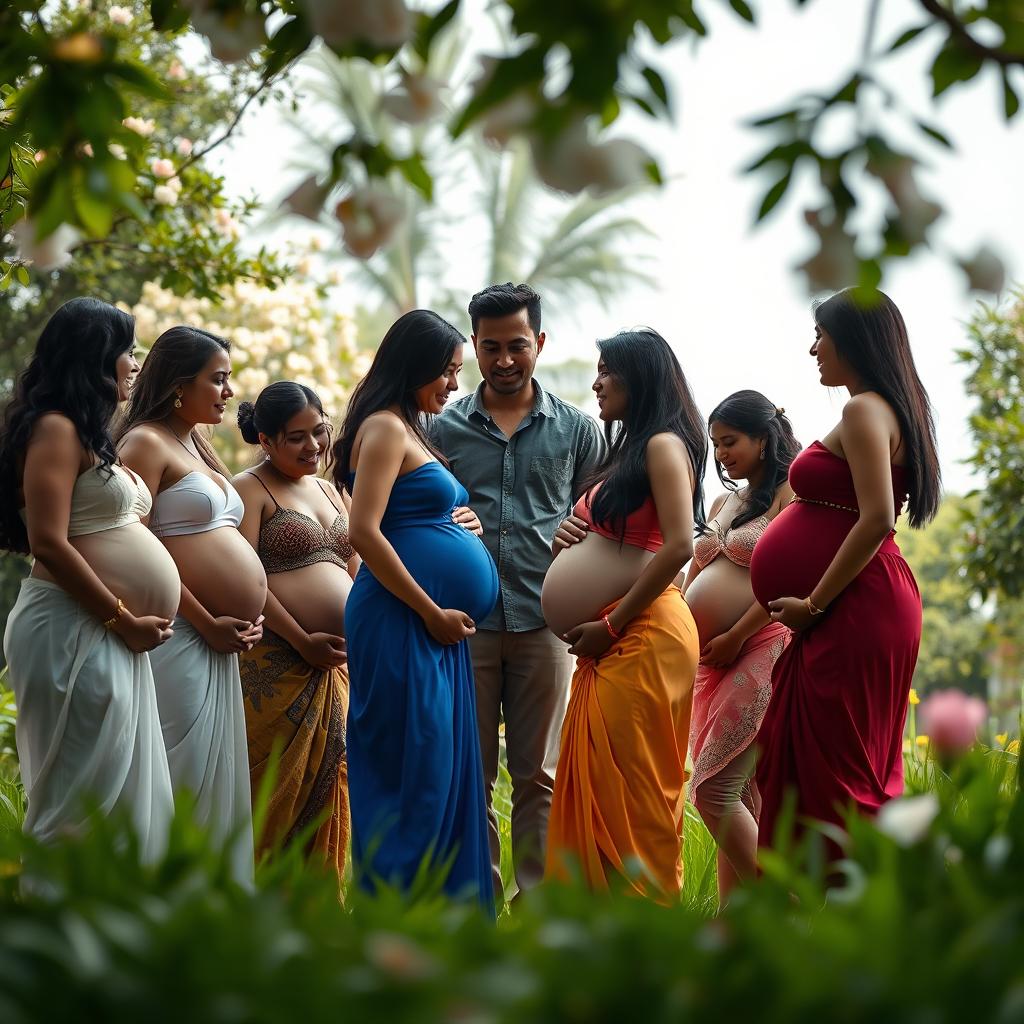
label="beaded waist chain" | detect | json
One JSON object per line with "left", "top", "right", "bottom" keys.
{"left": 791, "top": 495, "right": 858, "bottom": 514}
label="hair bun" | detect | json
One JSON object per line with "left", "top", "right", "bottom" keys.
{"left": 236, "top": 401, "right": 260, "bottom": 444}
{"left": 775, "top": 406, "right": 785, "bottom": 417}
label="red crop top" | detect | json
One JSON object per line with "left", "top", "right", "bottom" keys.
{"left": 572, "top": 484, "right": 664, "bottom": 553}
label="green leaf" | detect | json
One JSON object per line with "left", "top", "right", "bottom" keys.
{"left": 1003, "top": 71, "right": 1020, "bottom": 120}
{"left": 931, "top": 46, "right": 984, "bottom": 97}
{"left": 916, "top": 120, "right": 954, "bottom": 149}
{"left": 641, "top": 66, "right": 670, "bottom": 114}
{"left": 757, "top": 169, "right": 792, "bottom": 221}
{"left": 14, "top": 264, "right": 29, "bottom": 286}
{"left": 414, "top": 0, "right": 460, "bottom": 61}
{"left": 149, "top": 0, "right": 191, "bottom": 32}
{"left": 728, "top": 0, "right": 755, "bottom": 23}
{"left": 74, "top": 187, "right": 114, "bottom": 237}
{"left": 888, "top": 25, "right": 927, "bottom": 52}
{"left": 265, "top": 16, "right": 314, "bottom": 79}
{"left": 451, "top": 48, "right": 545, "bottom": 136}
{"left": 107, "top": 61, "right": 169, "bottom": 101}
{"left": 397, "top": 154, "right": 433, "bottom": 202}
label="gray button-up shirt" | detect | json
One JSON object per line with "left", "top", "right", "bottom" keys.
{"left": 431, "top": 379, "right": 604, "bottom": 632}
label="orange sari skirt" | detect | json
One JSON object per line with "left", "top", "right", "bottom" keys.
{"left": 240, "top": 630, "right": 350, "bottom": 884}
{"left": 545, "top": 587, "right": 699, "bottom": 899}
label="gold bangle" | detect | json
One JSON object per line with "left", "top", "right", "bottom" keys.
{"left": 103, "top": 597, "right": 126, "bottom": 630}
{"left": 805, "top": 596, "right": 826, "bottom": 616}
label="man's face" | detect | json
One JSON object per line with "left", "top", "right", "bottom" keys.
{"left": 472, "top": 308, "right": 546, "bottom": 396}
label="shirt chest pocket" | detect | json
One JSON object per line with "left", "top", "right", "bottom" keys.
{"left": 526, "top": 456, "right": 572, "bottom": 514}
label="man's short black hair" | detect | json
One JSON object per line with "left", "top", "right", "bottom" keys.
{"left": 468, "top": 282, "right": 542, "bottom": 337}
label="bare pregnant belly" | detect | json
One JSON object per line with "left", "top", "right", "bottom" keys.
{"left": 164, "top": 527, "right": 268, "bottom": 622}
{"left": 684, "top": 556, "right": 757, "bottom": 647}
{"left": 541, "top": 532, "right": 655, "bottom": 637}
{"left": 268, "top": 561, "right": 352, "bottom": 636}
{"left": 57, "top": 522, "right": 182, "bottom": 621}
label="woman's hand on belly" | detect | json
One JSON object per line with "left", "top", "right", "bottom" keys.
{"left": 767, "top": 596, "right": 816, "bottom": 631}
{"left": 552, "top": 514, "right": 588, "bottom": 556}
{"left": 112, "top": 610, "right": 175, "bottom": 654}
{"left": 699, "top": 630, "right": 744, "bottom": 668}
{"left": 298, "top": 632, "right": 347, "bottom": 670}
{"left": 564, "top": 618, "right": 614, "bottom": 660}
{"left": 425, "top": 607, "right": 476, "bottom": 645}
{"left": 452, "top": 506, "right": 483, "bottom": 536}
{"left": 203, "top": 613, "right": 265, "bottom": 654}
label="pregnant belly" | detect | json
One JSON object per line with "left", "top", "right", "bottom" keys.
{"left": 750, "top": 503, "right": 848, "bottom": 608}
{"left": 390, "top": 522, "right": 498, "bottom": 624}
{"left": 165, "top": 527, "right": 268, "bottom": 621}
{"left": 69, "top": 522, "right": 181, "bottom": 620}
{"left": 684, "top": 557, "right": 757, "bottom": 647}
{"left": 268, "top": 562, "right": 352, "bottom": 636}
{"left": 541, "top": 532, "right": 655, "bottom": 638}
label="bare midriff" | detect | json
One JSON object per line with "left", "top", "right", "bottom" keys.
{"left": 162, "top": 526, "right": 267, "bottom": 622}
{"left": 685, "top": 555, "right": 756, "bottom": 647}
{"left": 267, "top": 561, "right": 352, "bottom": 636}
{"left": 33, "top": 521, "right": 181, "bottom": 622}
{"left": 541, "top": 531, "right": 656, "bottom": 637}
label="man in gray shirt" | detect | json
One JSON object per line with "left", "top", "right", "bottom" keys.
{"left": 432, "top": 282, "right": 603, "bottom": 902}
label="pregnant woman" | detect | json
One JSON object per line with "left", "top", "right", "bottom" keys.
{"left": 542, "top": 329, "right": 705, "bottom": 900}
{"left": 332, "top": 310, "right": 498, "bottom": 911}
{"left": 0, "top": 298, "right": 178, "bottom": 859}
{"left": 750, "top": 288, "right": 940, "bottom": 858}
{"left": 683, "top": 391, "right": 799, "bottom": 902}
{"left": 118, "top": 326, "right": 267, "bottom": 884}
{"left": 234, "top": 382, "right": 357, "bottom": 885}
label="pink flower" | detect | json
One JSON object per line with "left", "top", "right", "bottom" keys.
{"left": 919, "top": 689, "right": 987, "bottom": 756}
{"left": 175, "top": 137, "right": 193, "bottom": 156}
{"left": 151, "top": 158, "right": 175, "bottom": 178}
{"left": 168, "top": 59, "right": 187, "bottom": 81}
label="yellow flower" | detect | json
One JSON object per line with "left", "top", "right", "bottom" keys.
{"left": 996, "top": 733, "right": 1009, "bottom": 747}
{"left": 916, "top": 735, "right": 929, "bottom": 747}
{"left": 908, "top": 688, "right": 920, "bottom": 706}
{"left": 1008, "top": 740, "right": 1020, "bottom": 755}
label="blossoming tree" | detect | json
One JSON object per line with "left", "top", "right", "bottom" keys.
{"left": 2, "top": 0, "right": 1022, "bottom": 295}
{"left": 128, "top": 270, "right": 367, "bottom": 472}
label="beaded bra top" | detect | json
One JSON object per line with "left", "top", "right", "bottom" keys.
{"left": 247, "top": 473, "right": 354, "bottom": 574}
{"left": 692, "top": 513, "right": 771, "bottom": 571}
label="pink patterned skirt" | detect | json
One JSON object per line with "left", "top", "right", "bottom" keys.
{"left": 688, "top": 622, "right": 790, "bottom": 796}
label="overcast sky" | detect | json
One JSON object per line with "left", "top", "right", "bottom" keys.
{"left": 210, "top": 0, "right": 1023, "bottom": 495}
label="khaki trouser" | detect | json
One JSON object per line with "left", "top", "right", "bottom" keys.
{"left": 469, "top": 627, "right": 572, "bottom": 902}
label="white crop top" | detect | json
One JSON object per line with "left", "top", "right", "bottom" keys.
{"left": 150, "top": 470, "right": 244, "bottom": 538}
{"left": 65, "top": 464, "right": 152, "bottom": 538}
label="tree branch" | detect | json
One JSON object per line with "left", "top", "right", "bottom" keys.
{"left": 917, "top": 0, "right": 1024, "bottom": 66}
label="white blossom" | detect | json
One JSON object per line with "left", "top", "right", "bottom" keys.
{"left": 381, "top": 72, "right": 445, "bottom": 125}
{"left": 876, "top": 793, "right": 939, "bottom": 848}
{"left": 12, "top": 220, "right": 80, "bottom": 271}
{"left": 530, "top": 118, "right": 653, "bottom": 195}
{"left": 335, "top": 184, "right": 404, "bottom": 259}
{"left": 304, "top": 0, "right": 411, "bottom": 48}
{"left": 108, "top": 6, "right": 133, "bottom": 25}
{"left": 123, "top": 116, "right": 156, "bottom": 137}
{"left": 153, "top": 184, "right": 179, "bottom": 205}
{"left": 151, "top": 158, "right": 175, "bottom": 178}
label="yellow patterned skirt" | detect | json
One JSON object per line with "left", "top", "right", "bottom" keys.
{"left": 239, "top": 630, "right": 350, "bottom": 884}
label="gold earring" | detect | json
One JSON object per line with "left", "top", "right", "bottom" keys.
{"left": 174, "top": 391, "right": 182, "bottom": 409}
{"left": 760, "top": 446, "right": 766, "bottom": 460}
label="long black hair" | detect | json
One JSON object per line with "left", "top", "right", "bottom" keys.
{"left": 707, "top": 390, "right": 801, "bottom": 530}
{"left": 0, "top": 297, "right": 136, "bottom": 554}
{"left": 815, "top": 288, "right": 940, "bottom": 527}
{"left": 332, "top": 309, "right": 464, "bottom": 486}
{"left": 583, "top": 328, "right": 707, "bottom": 539}
{"left": 117, "top": 325, "right": 230, "bottom": 473}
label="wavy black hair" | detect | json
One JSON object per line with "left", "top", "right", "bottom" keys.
{"left": 332, "top": 309, "right": 464, "bottom": 486}
{"left": 0, "top": 297, "right": 136, "bottom": 554}
{"left": 707, "top": 390, "right": 801, "bottom": 530}
{"left": 583, "top": 328, "right": 707, "bottom": 539}
{"left": 117, "top": 325, "right": 230, "bottom": 473}
{"left": 815, "top": 287, "right": 940, "bottom": 527}
{"left": 468, "top": 282, "right": 542, "bottom": 336}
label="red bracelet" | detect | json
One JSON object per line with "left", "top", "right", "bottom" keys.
{"left": 603, "top": 614, "right": 622, "bottom": 640}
